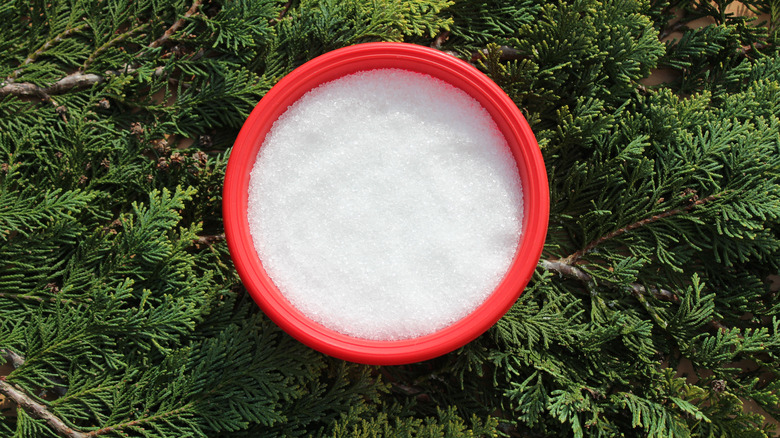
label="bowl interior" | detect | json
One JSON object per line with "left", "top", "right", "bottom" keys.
{"left": 223, "top": 43, "right": 548, "bottom": 365}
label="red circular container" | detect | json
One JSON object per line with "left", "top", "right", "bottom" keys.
{"left": 223, "top": 42, "right": 549, "bottom": 365}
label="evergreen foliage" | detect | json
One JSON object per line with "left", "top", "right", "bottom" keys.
{"left": 1, "top": 0, "right": 779, "bottom": 436}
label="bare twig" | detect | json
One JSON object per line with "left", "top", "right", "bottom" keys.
{"left": 540, "top": 259, "right": 679, "bottom": 302}
{"left": 561, "top": 194, "right": 719, "bottom": 265}
{"left": 0, "top": 66, "right": 167, "bottom": 101}
{"left": 271, "top": 0, "right": 294, "bottom": 24}
{"left": 148, "top": 0, "right": 203, "bottom": 49}
{"left": 0, "top": 379, "right": 87, "bottom": 438}
{"left": 659, "top": 20, "right": 687, "bottom": 41}
{"left": 470, "top": 45, "right": 523, "bottom": 63}
{"left": 194, "top": 233, "right": 225, "bottom": 246}
{"left": 0, "top": 82, "right": 53, "bottom": 100}
{"left": 539, "top": 259, "right": 593, "bottom": 284}
{"left": 0, "top": 349, "right": 24, "bottom": 369}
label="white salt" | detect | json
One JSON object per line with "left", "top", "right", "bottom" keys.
{"left": 248, "top": 69, "right": 523, "bottom": 341}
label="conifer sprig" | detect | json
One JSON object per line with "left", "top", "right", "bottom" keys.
{"left": 1, "top": 0, "right": 779, "bottom": 436}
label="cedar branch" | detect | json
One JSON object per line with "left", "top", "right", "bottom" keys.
{"left": 272, "top": 0, "right": 294, "bottom": 24}
{"left": 0, "top": 379, "right": 87, "bottom": 438}
{"left": 83, "top": 404, "right": 191, "bottom": 437}
{"left": 147, "top": 0, "right": 203, "bottom": 49}
{"left": 0, "top": 292, "right": 92, "bottom": 305}
{"left": 561, "top": 194, "right": 719, "bottom": 264}
{"left": 9, "top": 23, "right": 90, "bottom": 80}
{"left": 540, "top": 260, "right": 729, "bottom": 332}
{"left": 83, "top": 23, "right": 150, "bottom": 70}
{"left": 539, "top": 259, "right": 680, "bottom": 303}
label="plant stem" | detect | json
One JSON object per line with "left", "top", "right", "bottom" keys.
{"left": 0, "top": 349, "right": 24, "bottom": 368}
{"left": 539, "top": 259, "right": 679, "bottom": 302}
{"left": 147, "top": 0, "right": 203, "bottom": 50}
{"left": 0, "top": 379, "right": 87, "bottom": 438}
{"left": 561, "top": 194, "right": 720, "bottom": 264}
{"left": 193, "top": 233, "right": 225, "bottom": 246}
{"left": 0, "top": 66, "right": 166, "bottom": 101}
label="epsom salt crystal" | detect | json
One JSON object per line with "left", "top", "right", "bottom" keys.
{"left": 248, "top": 69, "right": 523, "bottom": 341}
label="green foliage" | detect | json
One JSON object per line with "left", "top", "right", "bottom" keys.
{"left": 1, "top": 0, "right": 779, "bottom": 437}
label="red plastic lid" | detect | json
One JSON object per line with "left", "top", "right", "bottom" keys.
{"left": 223, "top": 42, "right": 549, "bottom": 365}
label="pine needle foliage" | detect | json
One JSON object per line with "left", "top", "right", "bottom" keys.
{"left": 1, "top": 0, "right": 779, "bottom": 436}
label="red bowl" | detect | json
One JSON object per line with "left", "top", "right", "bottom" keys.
{"left": 223, "top": 42, "right": 549, "bottom": 365}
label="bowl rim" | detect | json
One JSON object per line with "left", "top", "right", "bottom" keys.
{"left": 223, "top": 42, "right": 549, "bottom": 365}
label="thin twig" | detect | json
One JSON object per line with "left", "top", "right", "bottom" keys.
{"left": 539, "top": 259, "right": 593, "bottom": 284}
{"left": 561, "top": 194, "right": 719, "bottom": 265}
{"left": 271, "top": 0, "right": 294, "bottom": 24}
{"left": 0, "top": 379, "right": 87, "bottom": 438}
{"left": 0, "top": 66, "right": 166, "bottom": 101}
{"left": 9, "top": 23, "right": 90, "bottom": 80}
{"left": 1, "top": 350, "right": 68, "bottom": 398}
{"left": 148, "top": 0, "right": 203, "bottom": 49}
{"left": 659, "top": 20, "right": 687, "bottom": 41}
{"left": 539, "top": 259, "right": 679, "bottom": 302}
{"left": 0, "top": 349, "right": 25, "bottom": 368}
{"left": 194, "top": 233, "right": 225, "bottom": 246}
{"left": 470, "top": 45, "right": 523, "bottom": 63}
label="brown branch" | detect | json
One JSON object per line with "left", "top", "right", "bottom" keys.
{"left": 194, "top": 233, "right": 225, "bottom": 246}
{"left": 147, "top": 0, "right": 203, "bottom": 49}
{"left": 0, "top": 66, "right": 167, "bottom": 101}
{"left": 539, "top": 259, "right": 593, "bottom": 284}
{"left": 9, "top": 23, "right": 90, "bottom": 80}
{"left": 470, "top": 45, "right": 523, "bottom": 63}
{"left": 271, "top": 0, "right": 294, "bottom": 24}
{"left": 561, "top": 194, "right": 719, "bottom": 265}
{"left": 659, "top": 20, "right": 687, "bottom": 41}
{"left": 0, "top": 379, "right": 87, "bottom": 438}
{"left": 0, "top": 349, "right": 24, "bottom": 369}
{"left": 539, "top": 259, "right": 679, "bottom": 303}
{"left": 1, "top": 350, "right": 68, "bottom": 399}
{"left": 1, "top": 72, "right": 108, "bottom": 100}
{"left": 0, "top": 82, "right": 52, "bottom": 100}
